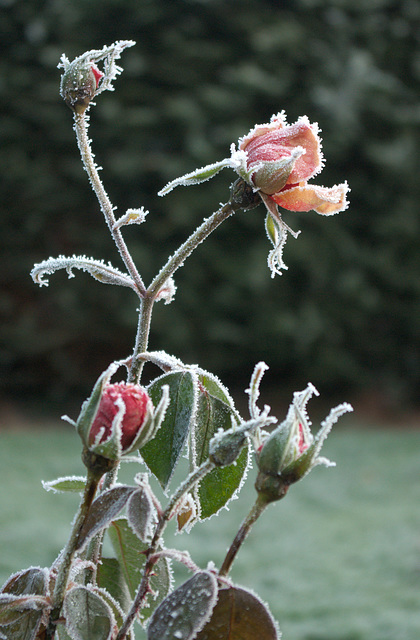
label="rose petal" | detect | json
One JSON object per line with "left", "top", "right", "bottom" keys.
{"left": 241, "top": 116, "right": 323, "bottom": 185}
{"left": 239, "top": 112, "right": 288, "bottom": 149}
{"left": 271, "top": 182, "right": 349, "bottom": 215}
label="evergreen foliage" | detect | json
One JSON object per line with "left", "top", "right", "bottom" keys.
{"left": 1, "top": 0, "right": 419, "bottom": 404}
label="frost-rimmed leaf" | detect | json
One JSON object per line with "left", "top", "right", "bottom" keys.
{"left": 158, "top": 145, "right": 250, "bottom": 197}
{"left": 31, "top": 255, "right": 136, "bottom": 289}
{"left": 158, "top": 159, "right": 235, "bottom": 196}
{"left": 147, "top": 571, "right": 218, "bottom": 640}
{"left": 108, "top": 517, "right": 172, "bottom": 623}
{"left": 192, "top": 373, "right": 249, "bottom": 520}
{"left": 195, "top": 584, "right": 280, "bottom": 640}
{"left": 63, "top": 586, "right": 114, "bottom": 640}
{"left": 142, "top": 371, "right": 197, "bottom": 490}
{"left": 0, "top": 567, "right": 49, "bottom": 640}
{"left": 0, "top": 594, "right": 49, "bottom": 626}
{"left": 127, "top": 487, "right": 156, "bottom": 542}
{"left": 113, "top": 206, "right": 148, "bottom": 230}
{"left": 97, "top": 558, "right": 131, "bottom": 615}
{"left": 42, "top": 476, "right": 86, "bottom": 494}
{"left": 76, "top": 486, "right": 136, "bottom": 551}
{"left": 94, "top": 586, "right": 135, "bottom": 640}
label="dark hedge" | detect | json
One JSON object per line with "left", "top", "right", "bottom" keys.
{"left": 1, "top": 0, "right": 419, "bottom": 408}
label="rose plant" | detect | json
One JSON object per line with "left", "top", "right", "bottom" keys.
{"left": 0, "top": 42, "right": 353, "bottom": 640}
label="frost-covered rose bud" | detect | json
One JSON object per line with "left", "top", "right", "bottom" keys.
{"left": 72, "top": 362, "right": 169, "bottom": 473}
{"left": 255, "top": 384, "right": 352, "bottom": 503}
{"left": 89, "top": 382, "right": 152, "bottom": 452}
{"left": 60, "top": 60, "right": 103, "bottom": 113}
{"left": 58, "top": 41, "right": 135, "bottom": 115}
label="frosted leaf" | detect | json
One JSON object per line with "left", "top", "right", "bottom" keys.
{"left": 127, "top": 486, "right": 156, "bottom": 542}
{"left": 230, "top": 144, "right": 261, "bottom": 185}
{"left": 113, "top": 207, "right": 148, "bottom": 230}
{"left": 262, "top": 197, "right": 301, "bottom": 277}
{"left": 194, "top": 583, "right": 280, "bottom": 640}
{"left": 156, "top": 276, "right": 177, "bottom": 304}
{"left": 136, "top": 351, "right": 188, "bottom": 372}
{"left": 63, "top": 585, "right": 115, "bottom": 640}
{"left": 31, "top": 255, "right": 136, "bottom": 289}
{"left": 311, "top": 401, "right": 354, "bottom": 467}
{"left": 158, "top": 157, "right": 237, "bottom": 196}
{"left": 147, "top": 571, "right": 217, "bottom": 640}
{"left": 246, "top": 361, "right": 270, "bottom": 421}
{"left": 42, "top": 475, "right": 86, "bottom": 494}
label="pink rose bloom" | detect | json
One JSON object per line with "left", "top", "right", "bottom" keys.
{"left": 239, "top": 112, "right": 349, "bottom": 215}
{"left": 89, "top": 382, "right": 152, "bottom": 451}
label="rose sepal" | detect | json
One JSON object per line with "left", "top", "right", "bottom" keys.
{"left": 75, "top": 361, "right": 122, "bottom": 458}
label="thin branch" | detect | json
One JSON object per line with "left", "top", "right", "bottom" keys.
{"left": 219, "top": 494, "right": 268, "bottom": 577}
{"left": 116, "top": 459, "right": 214, "bottom": 640}
{"left": 46, "top": 470, "right": 100, "bottom": 638}
{"left": 73, "top": 112, "right": 146, "bottom": 296}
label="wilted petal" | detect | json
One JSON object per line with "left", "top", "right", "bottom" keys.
{"left": 271, "top": 181, "right": 349, "bottom": 215}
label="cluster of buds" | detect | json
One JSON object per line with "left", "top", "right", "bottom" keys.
{"left": 254, "top": 383, "right": 353, "bottom": 503}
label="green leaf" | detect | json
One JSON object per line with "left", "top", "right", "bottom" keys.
{"left": 265, "top": 212, "right": 278, "bottom": 247}
{"left": 195, "top": 585, "right": 279, "bottom": 640}
{"left": 0, "top": 594, "right": 48, "bottom": 626}
{"left": 93, "top": 586, "right": 134, "bottom": 640}
{"left": 193, "top": 375, "right": 249, "bottom": 519}
{"left": 142, "top": 371, "right": 196, "bottom": 490}
{"left": 63, "top": 586, "right": 114, "bottom": 640}
{"left": 56, "top": 624, "right": 73, "bottom": 640}
{"left": 158, "top": 158, "right": 233, "bottom": 196}
{"left": 0, "top": 568, "right": 48, "bottom": 640}
{"left": 97, "top": 558, "right": 131, "bottom": 615}
{"left": 197, "top": 449, "right": 249, "bottom": 520}
{"left": 197, "top": 371, "right": 238, "bottom": 409}
{"left": 76, "top": 485, "right": 136, "bottom": 551}
{"left": 147, "top": 571, "right": 218, "bottom": 640}
{"left": 42, "top": 476, "right": 87, "bottom": 494}
{"left": 108, "top": 517, "right": 172, "bottom": 623}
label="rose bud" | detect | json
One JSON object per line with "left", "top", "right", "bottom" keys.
{"left": 72, "top": 362, "right": 170, "bottom": 473}
{"left": 255, "top": 384, "right": 353, "bottom": 503}
{"left": 88, "top": 382, "right": 152, "bottom": 452}
{"left": 60, "top": 60, "right": 103, "bottom": 113}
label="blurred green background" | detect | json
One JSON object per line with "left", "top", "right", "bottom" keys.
{"left": 1, "top": 0, "right": 420, "bottom": 413}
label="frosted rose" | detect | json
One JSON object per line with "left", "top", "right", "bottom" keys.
{"left": 158, "top": 111, "right": 350, "bottom": 276}
{"left": 239, "top": 113, "right": 349, "bottom": 215}
{"left": 89, "top": 382, "right": 152, "bottom": 452}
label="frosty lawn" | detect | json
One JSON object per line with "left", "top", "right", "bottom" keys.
{"left": 0, "top": 425, "right": 419, "bottom": 640}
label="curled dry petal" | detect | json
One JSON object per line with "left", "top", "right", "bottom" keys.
{"left": 271, "top": 181, "right": 350, "bottom": 215}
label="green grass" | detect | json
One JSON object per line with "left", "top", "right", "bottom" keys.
{"left": 1, "top": 424, "right": 419, "bottom": 639}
